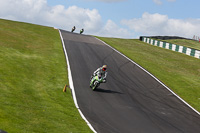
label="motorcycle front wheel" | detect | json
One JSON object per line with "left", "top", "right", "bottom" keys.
{"left": 92, "top": 80, "right": 99, "bottom": 91}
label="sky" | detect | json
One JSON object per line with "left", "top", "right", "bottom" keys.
{"left": 0, "top": 0, "right": 200, "bottom": 39}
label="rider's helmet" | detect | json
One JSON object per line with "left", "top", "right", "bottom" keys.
{"left": 102, "top": 65, "right": 107, "bottom": 71}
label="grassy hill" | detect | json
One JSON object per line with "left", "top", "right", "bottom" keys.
{"left": 96, "top": 37, "right": 200, "bottom": 113}
{"left": 0, "top": 19, "right": 92, "bottom": 133}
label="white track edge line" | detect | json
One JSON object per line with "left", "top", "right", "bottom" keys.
{"left": 95, "top": 37, "right": 200, "bottom": 116}
{"left": 59, "top": 30, "right": 97, "bottom": 133}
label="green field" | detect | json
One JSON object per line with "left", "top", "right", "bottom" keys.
{"left": 96, "top": 37, "right": 200, "bottom": 112}
{"left": 0, "top": 19, "right": 92, "bottom": 133}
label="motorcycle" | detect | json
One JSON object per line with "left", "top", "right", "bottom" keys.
{"left": 71, "top": 27, "right": 75, "bottom": 32}
{"left": 90, "top": 74, "right": 104, "bottom": 91}
{"left": 80, "top": 29, "right": 84, "bottom": 34}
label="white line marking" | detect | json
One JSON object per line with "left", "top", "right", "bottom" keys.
{"left": 95, "top": 37, "right": 200, "bottom": 116}
{"left": 59, "top": 30, "right": 97, "bottom": 133}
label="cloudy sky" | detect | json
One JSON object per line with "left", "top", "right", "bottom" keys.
{"left": 0, "top": 0, "right": 200, "bottom": 38}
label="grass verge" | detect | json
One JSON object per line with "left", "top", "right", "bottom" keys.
{"left": 0, "top": 19, "right": 92, "bottom": 133}
{"left": 96, "top": 37, "right": 200, "bottom": 112}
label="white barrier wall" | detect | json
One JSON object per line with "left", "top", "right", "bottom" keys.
{"left": 142, "top": 37, "right": 200, "bottom": 59}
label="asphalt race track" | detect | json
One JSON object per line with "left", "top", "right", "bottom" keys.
{"left": 60, "top": 30, "right": 200, "bottom": 133}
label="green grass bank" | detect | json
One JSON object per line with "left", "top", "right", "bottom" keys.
{"left": 96, "top": 37, "right": 200, "bottom": 112}
{"left": 0, "top": 19, "right": 92, "bottom": 133}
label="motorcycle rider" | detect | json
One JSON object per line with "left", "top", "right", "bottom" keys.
{"left": 80, "top": 28, "right": 84, "bottom": 34}
{"left": 71, "top": 26, "right": 76, "bottom": 32}
{"left": 90, "top": 65, "right": 108, "bottom": 85}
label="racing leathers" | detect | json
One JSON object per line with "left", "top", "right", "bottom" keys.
{"left": 92, "top": 66, "right": 107, "bottom": 83}
{"left": 71, "top": 26, "right": 76, "bottom": 32}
